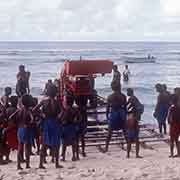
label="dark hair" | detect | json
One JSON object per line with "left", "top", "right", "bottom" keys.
{"left": 174, "top": 87, "right": 180, "bottom": 96}
{"left": 162, "top": 84, "right": 167, "bottom": 91}
{"left": 171, "top": 94, "right": 179, "bottom": 105}
{"left": 21, "top": 94, "right": 33, "bottom": 108}
{"left": 113, "top": 65, "right": 118, "bottom": 70}
{"left": 19, "top": 65, "right": 25, "bottom": 70}
{"left": 10, "top": 96, "right": 18, "bottom": 107}
{"left": 5, "top": 87, "right": 12, "bottom": 95}
{"left": 127, "top": 88, "right": 134, "bottom": 96}
{"left": 155, "top": 83, "right": 163, "bottom": 93}
{"left": 32, "top": 97, "right": 38, "bottom": 107}
{"left": 46, "top": 85, "right": 57, "bottom": 98}
{"left": 111, "top": 81, "right": 120, "bottom": 92}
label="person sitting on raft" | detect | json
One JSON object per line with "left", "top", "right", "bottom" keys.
{"left": 16, "top": 65, "right": 30, "bottom": 97}
{"left": 126, "top": 88, "right": 143, "bottom": 158}
{"left": 154, "top": 84, "right": 171, "bottom": 136}
{"left": 59, "top": 95, "right": 79, "bottom": 161}
{"left": 0, "top": 87, "right": 12, "bottom": 108}
{"left": 123, "top": 65, "right": 130, "bottom": 82}
{"left": 102, "top": 81, "right": 127, "bottom": 153}
{"left": 167, "top": 94, "right": 180, "bottom": 158}
{"left": 33, "top": 85, "right": 62, "bottom": 169}
{"left": 10, "top": 94, "right": 34, "bottom": 170}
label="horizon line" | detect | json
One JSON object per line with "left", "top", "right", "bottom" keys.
{"left": 0, "top": 40, "right": 180, "bottom": 43}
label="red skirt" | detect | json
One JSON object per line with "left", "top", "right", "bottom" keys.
{"left": 170, "top": 121, "right": 180, "bottom": 140}
{"left": 6, "top": 127, "right": 18, "bottom": 150}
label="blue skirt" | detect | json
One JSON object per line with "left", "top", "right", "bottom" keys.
{"left": 156, "top": 104, "right": 169, "bottom": 124}
{"left": 62, "top": 124, "right": 77, "bottom": 146}
{"left": 17, "top": 127, "right": 34, "bottom": 145}
{"left": 127, "top": 129, "right": 139, "bottom": 142}
{"left": 108, "top": 109, "right": 126, "bottom": 131}
{"left": 42, "top": 118, "right": 61, "bottom": 147}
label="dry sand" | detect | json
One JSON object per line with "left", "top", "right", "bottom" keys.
{"left": 0, "top": 142, "right": 180, "bottom": 180}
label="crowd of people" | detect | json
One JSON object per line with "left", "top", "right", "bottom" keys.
{"left": 0, "top": 63, "right": 180, "bottom": 171}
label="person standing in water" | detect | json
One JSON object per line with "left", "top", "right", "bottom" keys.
{"left": 154, "top": 84, "right": 170, "bottom": 136}
{"left": 123, "top": 65, "right": 130, "bottom": 82}
{"left": 112, "top": 65, "right": 121, "bottom": 88}
{"left": 16, "top": 65, "right": 30, "bottom": 97}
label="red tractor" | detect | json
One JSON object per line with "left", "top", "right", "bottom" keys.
{"left": 60, "top": 59, "right": 113, "bottom": 108}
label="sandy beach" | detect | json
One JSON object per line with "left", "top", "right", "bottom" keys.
{"left": 0, "top": 141, "right": 180, "bottom": 180}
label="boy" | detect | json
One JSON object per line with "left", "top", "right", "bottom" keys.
{"left": 59, "top": 96, "right": 79, "bottom": 161}
{"left": 33, "top": 86, "right": 62, "bottom": 169}
{"left": 10, "top": 94, "right": 34, "bottom": 169}
{"left": 102, "top": 81, "right": 126, "bottom": 153}
{"left": 126, "top": 88, "right": 143, "bottom": 158}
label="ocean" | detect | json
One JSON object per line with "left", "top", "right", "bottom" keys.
{"left": 0, "top": 41, "right": 180, "bottom": 124}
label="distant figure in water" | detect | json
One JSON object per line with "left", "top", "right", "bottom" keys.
{"left": 16, "top": 65, "right": 30, "bottom": 97}
{"left": 168, "top": 94, "right": 180, "bottom": 158}
{"left": 154, "top": 84, "right": 171, "bottom": 136}
{"left": 112, "top": 65, "right": 121, "bottom": 88}
{"left": 123, "top": 65, "right": 130, "bottom": 82}
{"left": 43, "top": 79, "right": 53, "bottom": 95}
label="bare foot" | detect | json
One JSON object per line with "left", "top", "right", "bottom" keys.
{"left": 136, "top": 155, "right": 143, "bottom": 159}
{"left": 39, "top": 165, "right": 46, "bottom": 169}
{"left": 173, "top": 154, "right": 180, "bottom": 158}
{"left": 17, "top": 166, "right": 23, "bottom": 170}
{"left": 72, "top": 157, "right": 77, "bottom": 161}
{"left": 56, "top": 164, "right": 63, "bottom": 169}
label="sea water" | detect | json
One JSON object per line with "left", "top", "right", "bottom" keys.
{"left": 0, "top": 41, "right": 180, "bottom": 124}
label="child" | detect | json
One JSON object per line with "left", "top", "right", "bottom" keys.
{"left": 168, "top": 94, "right": 180, "bottom": 157}
{"left": 1, "top": 96, "right": 19, "bottom": 163}
{"left": 59, "top": 96, "right": 79, "bottom": 161}
{"left": 10, "top": 94, "right": 34, "bottom": 169}
{"left": 126, "top": 88, "right": 143, "bottom": 158}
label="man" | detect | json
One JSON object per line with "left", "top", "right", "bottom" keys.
{"left": 154, "top": 84, "right": 170, "bottom": 135}
{"left": 102, "top": 81, "right": 126, "bottom": 153}
{"left": 126, "top": 88, "right": 143, "bottom": 158}
{"left": 123, "top": 65, "right": 130, "bottom": 82}
{"left": 112, "top": 65, "right": 121, "bottom": 88}
{"left": 16, "top": 65, "right": 30, "bottom": 97}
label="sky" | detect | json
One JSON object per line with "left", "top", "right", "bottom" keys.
{"left": 0, "top": 0, "right": 180, "bottom": 41}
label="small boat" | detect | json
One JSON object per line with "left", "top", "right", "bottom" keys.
{"left": 124, "top": 56, "right": 156, "bottom": 64}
